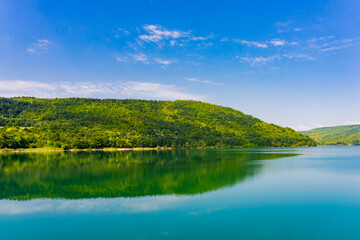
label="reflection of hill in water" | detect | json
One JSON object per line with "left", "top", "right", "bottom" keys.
{"left": 0, "top": 150, "right": 298, "bottom": 200}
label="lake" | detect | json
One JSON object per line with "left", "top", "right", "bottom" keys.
{"left": 0, "top": 146, "right": 359, "bottom": 239}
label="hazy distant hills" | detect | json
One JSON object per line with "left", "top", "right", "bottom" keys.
{"left": 302, "top": 125, "right": 360, "bottom": 145}
{"left": 0, "top": 97, "right": 316, "bottom": 149}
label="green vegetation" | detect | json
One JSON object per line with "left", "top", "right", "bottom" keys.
{"left": 0, "top": 97, "right": 316, "bottom": 149}
{"left": 0, "top": 149, "right": 298, "bottom": 199}
{"left": 302, "top": 125, "right": 360, "bottom": 145}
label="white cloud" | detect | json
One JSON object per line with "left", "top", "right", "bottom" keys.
{"left": 306, "top": 36, "right": 360, "bottom": 52}
{"left": 126, "top": 41, "right": 139, "bottom": 50}
{"left": 307, "top": 36, "right": 334, "bottom": 46}
{"left": 290, "top": 121, "right": 360, "bottom": 131}
{"left": 289, "top": 125, "right": 311, "bottom": 131}
{"left": 237, "top": 55, "right": 281, "bottom": 65}
{"left": 288, "top": 41, "right": 299, "bottom": 46}
{"left": 33, "top": 39, "right": 50, "bottom": 48}
{"left": 137, "top": 25, "right": 214, "bottom": 48}
{"left": 343, "top": 121, "right": 360, "bottom": 125}
{"left": 139, "top": 34, "right": 163, "bottom": 43}
{"left": 313, "top": 123, "right": 331, "bottom": 128}
{"left": 0, "top": 80, "right": 57, "bottom": 97}
{"left": 153, "top": 58, "right": 173, "bottom": 65}
{"left": 59, "top": 82, "right": 114, "bottom": 95}
{"left": 27, "top": 39, "right": 51, "bottom": 53}
{"left": 320, "top": 41, "right": 360, "bottom": 52}
{"left": 26, "top": 48, "right": 35, "bottom": 53}
{"left": 0, "top": 80, "right": 204, "bottom": 100}
{"left": 130, "top": 53, "right": 150, "bottom": 64}
{"left": 234, "top": 39, "right": 268, "bottom": 48}
{"left": 290, "top": 123, "right": 332, "bottom": 131}
{"left": 119, "top": 81, "right": 204, "bottom": 100}
{"left": 124, "top": 54, "right": 176, "bottom": 66}
{"left": 139, "top": 24, "right": 190, "bottom": 43}
{"left": 234, "top": 38, "right": 298, "bottom": 48}
{"left": 190, "top": 34, "right": 214, "bottom": 41}
{"left": 270, "top": 39, "right": 285, "bottom": 46}
{"left": 185, "top": 77, "right": 222, "bottom": 86}
{"left": 116, "top": 56, "right": 129, "bottom": 62}
{"left": 283, "top": 54, "right": 316, "bottom": 61}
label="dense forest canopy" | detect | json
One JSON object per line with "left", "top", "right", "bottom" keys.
{"left": 0, "top": 97, "right": 316, "bottom": 149}
{"left": 302, "top": 125, "right": 360, "bottom": 145}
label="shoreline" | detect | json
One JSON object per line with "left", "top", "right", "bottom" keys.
{"left": 0, "top": 147, "right": 173, "bottom": 154}
{"left": 0, "top": 145, "right": 322, "bottom": 154}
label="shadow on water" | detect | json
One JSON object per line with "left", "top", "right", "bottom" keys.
{"left": 0, "top": 149, "right": 298, "bottom": 200}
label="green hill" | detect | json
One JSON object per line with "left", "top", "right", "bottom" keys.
{"left": 0, "top": 97, "right": 316, "bottom": 149}
{"left": 301, "top": 125, "right": 360, "bottom": 145}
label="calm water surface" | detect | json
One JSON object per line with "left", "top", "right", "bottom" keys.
{"left": 0, "top": 146, "right": 359, "bottom": 239}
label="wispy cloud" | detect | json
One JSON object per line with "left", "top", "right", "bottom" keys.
{"left": 234, "top": 38, "right": 297, "bottom": 48}
{"left": 153, "top": 58, "right": 176, "bottom": 68}
{"left": 237, "top": 55, "right": 281, "bottom": 65}
{"left": 270, "top": 39, "right": 286, "bottom": 46}
{"left": 153, "top": 58, "right": 173, "bottom": 65}
{"left": 283, "top": 54, "right": 316, "bottom": 61}
{"left": 133, "top": 24, "right": 216, "bottom": 49}
{"left": 116, "top": 56, "right": 128, "bottom": 62}
{"left": 289, "top": 125, "right": 311, "bottom": 131}
{"left": 343, "top": 121, "right": 360, "bottom": 125}
{"left": 306, "top": 36, "right": 360, "bottom": 52}
{"left": 130, "top": 53, "right": 150, "bottom": 64}
{"left": 233, "top": 39, "right": 268, "bottom": 48}
{"left": 27, "top": 39, "right": 51, "bottom": 53}
{"left": 115, "top": 28, "right": 130, "bottom": 39}
{"left": 190, "top": 34, "right": 214, "bottom": 41}
{"left": 114, "top": 24, "right": 359, "bottom": 69}
{"left": 0, "top": 80, "right": 203, "bottom": 100}
{"left": 185, "top": 77, "right": 222, "bottom": 86}
{"left": 119, "top": 81, "right": 204, "bottom": 100}
{"left": 320, "top": 40, "right": 360, "bottom": 52}
{"left": 139, "top": 24, "right": 190, "bottom": 44}
{"left": 0, "top": 80, "right": 56, "bottom": 97}
{"left": 118, "top": 54, "right": 176, "bottom": 67}
{"left": 275, "top": 20, "right": 300, "bottom": 33}
{"left": 237, "top": 52, "right": 315, "bottom": 66}
{"left": 290, "top": 121, "right": 360, "bottom": 131}
{"left": 307, "top": 36, "right": 335, "bottom": 46}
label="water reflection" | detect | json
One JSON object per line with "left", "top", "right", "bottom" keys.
{"left": 0, "top": 149, "right": 297, "bottom": 200}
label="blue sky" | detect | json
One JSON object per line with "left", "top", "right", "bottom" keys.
{"left": 0, "top": 0, "right": 359, "bottom": 130}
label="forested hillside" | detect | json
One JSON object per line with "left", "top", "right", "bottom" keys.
{"left": 0, "top": 97, "right": 316, "bottom": 149}
{"left": 302, "top": 125, "right": 360, "bottom": 145}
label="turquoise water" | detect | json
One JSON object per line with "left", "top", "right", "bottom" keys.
{"left": 0, "top": 146, "right": 360, "bottom": 239}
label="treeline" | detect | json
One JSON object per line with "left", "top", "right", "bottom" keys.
{"left": 0, "top": 97, "right": 317, "bottom": 149}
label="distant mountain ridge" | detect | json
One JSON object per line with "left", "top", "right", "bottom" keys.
{"left": 0, "top": 97, "right": 316, "bottom": 149}
{"left": 301, "top": 125, "right": 360, "bottom": 145}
